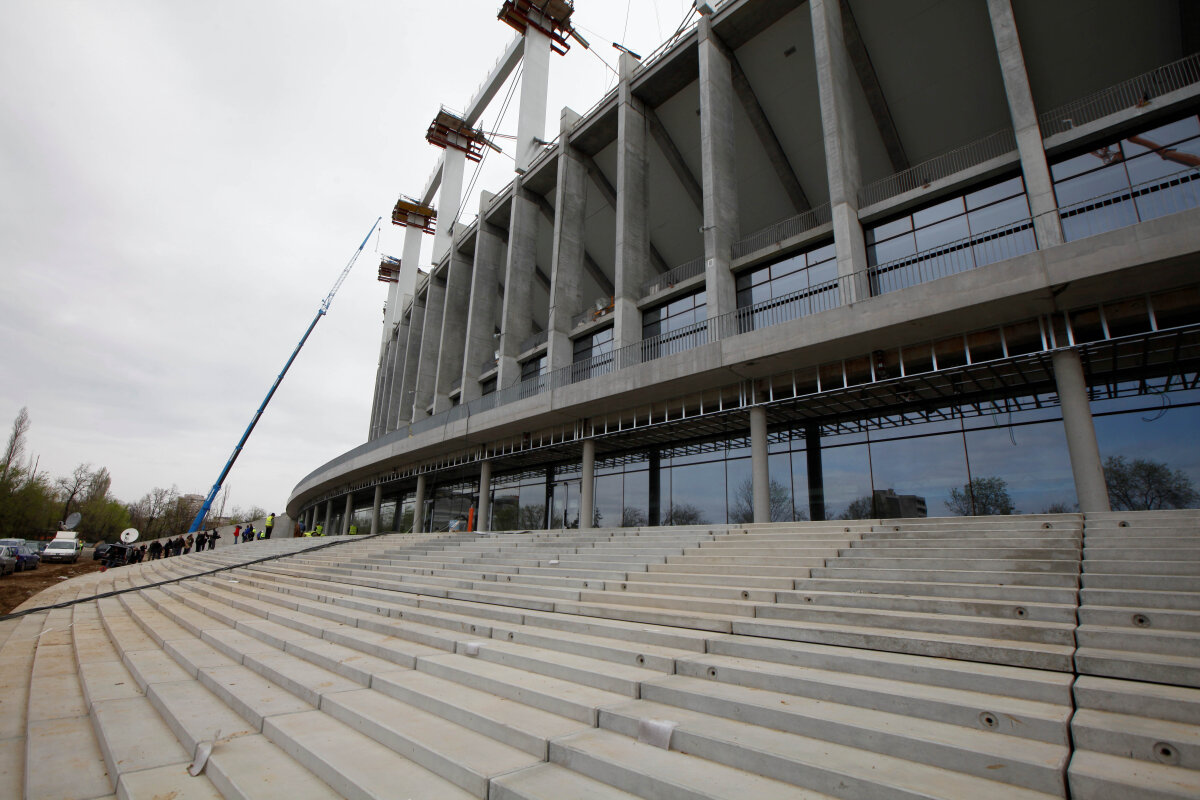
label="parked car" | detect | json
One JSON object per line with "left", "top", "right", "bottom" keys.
{"left": 0, "top": 547, "right": 16, "bottom": 576}
{"left": 93, "top": 542, "right": 113, "bottom": 561}
{"left": 10, "top": 545, "right": 39, "bottom": 571}
{"left": 41, "top": 539, "right": 79, "bottom": 564}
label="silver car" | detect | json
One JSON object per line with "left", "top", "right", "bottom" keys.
{"left": 41, "top": 539, "right": 79, "bottom": 564}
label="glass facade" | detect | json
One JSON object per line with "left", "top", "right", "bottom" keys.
{"left": 735, "top": 241, "right": 838, "bottom": 328}
{"left": 642, "top": 289, "right": 708, "bottom": 360}
{"left": 1054, "top": 112, "right": 1200, "bottom": 242}
{"left": 866, "top": 175, "right": 1034, "bottom": 293}
{"left": 571, "top": 325, "right": 614, "bottom": 381}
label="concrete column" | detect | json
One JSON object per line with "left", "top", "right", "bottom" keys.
{"left": 342, "top": 494, "right": 353, "bottom": 535}
{"left": 412, "top": 474, "right": 428, "bottom": 533}
{"left": 987, "top": 0, "right": 1063, "bottom": 248}
{"left": 750, "top": 406, "right": 770, "bottom": 522}
{"left": 516, "top": 23, "right": 551, "bottom": 172}
{"left": 498, "top": 177, "right": 539, "bottom": 387}
{"left": 806, "top": 424, "right": 826, "bottom": 521}
{"left": 368, "top": 345, "right": 387, "bottom": 439}
{"left": 548, "top": 109, "right": 588, "bottom": 372}
{"left": 613, "top": 52, "right": 653, "bottom": 350}
{"left": 433, "top": 148, "right": 467, "bottom": 263}
{"left": 434, "top": 248, "right": 473, "bottom": 413}
{"left": 648, "top": 449, "right": 661, "bottom": 527}
{"left": 371, "top": 484, "right": 383, "bottom": 534}
{"left": 395, "top": 298, "right": 426, "bottom": 426}
{"left": 323, "top": 500, "right": 332, "bottom": 535}
{"left": 580, "top": 439, "right": 596, "bottom": 529}
{"left": 1052, "top": 349, "right": 1110, "bottom": 512}
{"left": 412, "top": 272, "right": 447, "bottom": 419}
{"left": 461, "top": 192, "right": 506, "bottom": 403}
{"left": 698, "top": 9, "right": 738, "bottom": 319}
{"left": 395, "top": 216, "right": 426, "bottom": 317}
{"left": 478, "top": 460, "right": 492, "bottom": 532}
{"left": 383, "top": 315, "right": 411, "bottom": 431}
{"left": 811, "top": 0, "right": 869, "bottom": 302}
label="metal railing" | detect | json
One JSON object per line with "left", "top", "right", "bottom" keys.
{"left": 641, "top": 257, "right": 705, "bottom": 297}
{"left": 731, "top": 204, "right": 833, "bottom": 259}
{"left": 868, "top": 218, "right": 1036, "bottom": 296}
{"left": 1040, "top": 52, "right": 1200, "bottom": 139}
{"left": 1059, "top": 167, "right": 1200, "bottom": 242}
{"left": 858, "top": 129, "right": 1018, "bottom": 210}
{"left": 519, "top": 330, "right": 548, "bottom": 353}
{"left": 480, "top": 355, "right": 498, "bottom": 374}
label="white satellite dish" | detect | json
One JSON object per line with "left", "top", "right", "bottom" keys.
{"left": 120, "top": 528, "right": 140, "bottom": 544}
{"left": 64, "top": 512, "right": 81, "bottom": 530}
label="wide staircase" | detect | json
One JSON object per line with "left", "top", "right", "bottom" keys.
{"left": 0, "top": 512, "right": 1196, "bottom": 799}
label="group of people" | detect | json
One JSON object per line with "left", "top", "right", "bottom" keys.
{"left": 233, "top": 513, "right": 275, "bottom": 544}
{"left": 144, "top": 529, "right": 220, "bottom": 560}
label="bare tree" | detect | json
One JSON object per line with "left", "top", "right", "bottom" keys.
{"left": 55, "top": 463, "right": 93, "bottom": 524}
{"left": 1105, "top": 455, "right": 1199, "bottom": 510}
{"left": 729, "top": 478, "right": 795, "bottom": 523}
{"left": 946, "top": 477, "right": 1016, "bottom": 516}
{"left": 0, "top": 407, "right": 30, "bottom": 488}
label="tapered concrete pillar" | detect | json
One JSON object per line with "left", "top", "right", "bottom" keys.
{"left": 498, "top": 178, "right": 539, "bottom": 387}
{"left": 987, "top": 0, "right": 1063, "bottom": 248}
{"left": 516, "top": 23, "right": 551, "bottom": 173}
{"left": 548, "top": 108, "right": 587, "bottom": 372}
{"left": 478, "top": 460, "right": 492, "bottom": 532}
{"left": 412, "top": 272, "right": 447, "bottom": 419}
{"left": 462, "top": 193, "right": 506, "bottom": 403}
{"left": 413, "top": 474, "right": 428, "bottom": 533}
{"left": 614, "top": 52, "right": 653, "bottom": 350}
{"left": 1053, "top": 349, "right": 1110, "bottom": 512}
{"left": 434, "top": 248, "right": 473, "bottom": 413}
{"left": 342, "top": 494, "right": 353, "bottom": 535}
{"left": 750, "top": 406, "right": 770, "bottom": 523}
{"left": 383, "top": 314, "right": 411, "bottom": 431}
{"left": 698, "top": 8, "right": 738, "bottom": 319}
{"left": 811, "top": 0, "right": 869, "bottom": 302}
{"left": 371, "top": 484, "right": 383, "bottom": 534}
{"left": 323, "top": 500, "right": 332, "bottom": 536}
{"left": 580, "top": 439, "right": 596, "bottom": 529}
{"left": 806, "top": 424, "right": 826, "bottom": 521}
{"left": 433, "top": 148, "right": 467, "bottom": 263}
{"left": 368, "top": 344, "right": 388, "bottom": 439}
{"left": 395, "top": 298, "right": 426, "bottom": 426}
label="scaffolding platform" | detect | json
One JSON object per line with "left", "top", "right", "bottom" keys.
{"left": 498, "top": 0, "right": 586, "bottom": 54}
{"left": 377, "top": 255, "right": 401, "bottom": 283}
{"left": 391, "top": 196, "right": 436, "bottom": 234}
{"left": 426, "top": 108, "right": 490, "bottom": 163}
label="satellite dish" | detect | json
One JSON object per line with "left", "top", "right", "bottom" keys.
{"left": 120, "top": 528, "right": 140, "bottom": 544}
{"left": 64, "top": 512, "right": 81, "bottom": 530}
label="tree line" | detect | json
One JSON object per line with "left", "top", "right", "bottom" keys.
{"left": 0, "top": 408, "right": 267, "bottom": 543}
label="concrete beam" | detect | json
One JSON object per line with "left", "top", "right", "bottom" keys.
{"left": 698, "top": 10, "right": 739, "bottom": 318}
{"left": 395, "top": 296, "right": 426, "bottom": 426}
{"left": 839, "top": 0, "right": 908, "bottom": 173}
{"left": 583, "top": 154, "right": 669, "bottom": 274}
{"left": 614, "top": 52, "right": 654, "bottom": 350}
{"left": 709, "top": 29, "right": 810, "bottom": 214}
{"left": 533, "top": 193, "right": 613, "bottom": 296}
{"left": 644, "top": 105, "right": 703, "bottom": 212}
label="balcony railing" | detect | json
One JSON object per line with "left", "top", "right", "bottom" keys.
{"left": 572, "top": 303, "right": 613, "bottom": 329}
{"left": 868, "top": 218, "right": 1037, "bottom": 296}
{"left": 732, "top": 204, "right": 833, "bottom": 259}
{"left": 519, "top": 329, "right": 548, "bottom": 353}
{"left": 642, "top": 257, "right": 705, "bottom": 297}
{"left": 1039, "top": 52, "right": 1200, "bottom": 139}
{"left": 1059, "top": 168, "right": 1200, "bottom": 242}
{"left": 858, "top": 129, "right": 1018, "bottom": 210}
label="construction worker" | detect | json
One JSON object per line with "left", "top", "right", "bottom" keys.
{"left": 264, "top": 513, "right": 275, "bottom": 539}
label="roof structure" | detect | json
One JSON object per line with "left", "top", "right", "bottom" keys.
{"left": 3, "top": 510, "right": 1199, "bottom": 798}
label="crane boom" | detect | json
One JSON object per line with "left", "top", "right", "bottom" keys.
{"left": 187, "top": 217, "right": 382, "bottom": 533}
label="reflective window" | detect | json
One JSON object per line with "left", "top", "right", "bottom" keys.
{"left": 735, "top": 240, "right": 837, "bottom": 329}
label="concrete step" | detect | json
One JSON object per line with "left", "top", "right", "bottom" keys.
{"left": 791, "top": 576, "right": 1079, "bottom": 604}
{"left": 756, "top": 601, "right": 1077, "bottom": 644}
{"left": 550, "top": 727, "right": 841, "bottom": 799}
{"left": 645, "top": 562, "right": 814, "bottom": 578}
{"left": 828, "top": 556, "right": 1079, "bottom": 573}
{"left": 776, "top": 588, "right": 1077, "bottom": 623}
{"left": 843, "top": 547, "right": 1082, "bottom": 560}
{"left": 1075, "top": 646, "right": 1200, "bottom": 687}
{"left": 634, "top": 674, "right": 1068, "bottom": 793}
{"left": 1082, "top": 573, "right": 1200, "bottom": 591}
{"left": 853, "top": 536, "right": 1081, "bottom": 548}
{"left": 598, "top": 698, "right": 1063, "bottom": 799}
{"left": 733, "top": 615, "right": 1076, "bottom": 671}
{"left": 1073, "top": 675, "right": 1200, "bottom": 724}
{"left": 1085, "top": 560, "right": 1200, "bottom": 576}
{"left": 457, "top": 637, "right": 665, "bottom": 696}
{"left": 491, "top": 763, "right": 647, "bottom": 800}
{"left": 1080, "top": 587, "right": 1200, "bottom": 610}
{"left": 1072, "top": 708, "right": 1200, "bottom": 769}
{"left": 1076, "top": 623, "right": 1200, "bottom": 656}
{"left": 1079, "top": 605, "right": 1200, "bottom": 632}
{"left": 812, "top": 566, "right": 1079, "bottom": 587}
{"left": 674, "top": 652, "right": 1072, "bottom": 740}
{"left": 1068, "top": 750, "right": 1200, "bottom": 799}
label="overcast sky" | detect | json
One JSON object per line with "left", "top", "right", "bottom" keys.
{"left": 0, "top": 0, "right": 695, "bottom": 516}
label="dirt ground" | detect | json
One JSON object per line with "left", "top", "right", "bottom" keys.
{"left": 0, "top": 555, "right": 105, "bottom": 614}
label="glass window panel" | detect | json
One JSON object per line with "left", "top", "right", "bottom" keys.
{"left": 593, "top": 474, "right": 623, "bottom": 529}
{"left": 771, "top": 253, "right": 805, "bottom": 278}
{"left": 1053, "top": 163, "right": 1128, "bottom": 207}
{"left": 867, "top": 216, "right": 913, "bottom": 244}
{"left": 868, "top": 233, "right": 917, "bottom": 266}
{"left": 965, "top": 420, "right": 1075, "bottom": 514}
{"left": 518, "top": 483, "right": 546, "bottom": 529}
{"left": 1134, "top": 172, "right": 1200, "bottom": 222}
{"left": 1121, "top": 116, "right": 1200, "bottom": 156}
{"left": 820, "top": 442, "right": 874, "bottom": 520}
{"left": 914, "top": 214, "right": 970, "bottom": 252}
{"left": 772, "top": 269, "right": 808, "bottom": 298}
{"left": 790, "top": 450, "right": 810, "bottom": 520}
{"left": 768, "top": 453, "right": 795, "bottom": 521}
{"left": 806, "top": 242, "right": 837, "bottom": 266}
{"left": 967, "top": 194, "right": 1031, "bottom": 233}
{"left": 806, "top": 259, "right": 838, "bottom": 287}
{"left": 869, "top": 431, "right": 968, "bottom": 518}
{"left": 1052, "top": 150, "right": 1117, "bottom": 182}
{"left": 490, "top": 487, "right": 521, "bottom": 531}
{"left": 1092, "top": 395, "right": 1200, "bottom": 510}
{"left": 723, "top": 459, "right": 752, "bottom": 524}
{"left": 1123, "top": 144, "right": 1200, "bottom": 185}
{"left": 973, "top": 226, "right": 1036, "bottom": 268}
{"left": 622, "top": 470, "right": 649, "bottom": 527}
{"left": 912, "top": 195, "right": 966, "bottom": 228}
{"left": 965, "top": 175, "right": 1025, "bottom": 210}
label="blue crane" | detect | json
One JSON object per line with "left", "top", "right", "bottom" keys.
{"left": 187, "top": 217, "right": 383, "bottom": 533}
